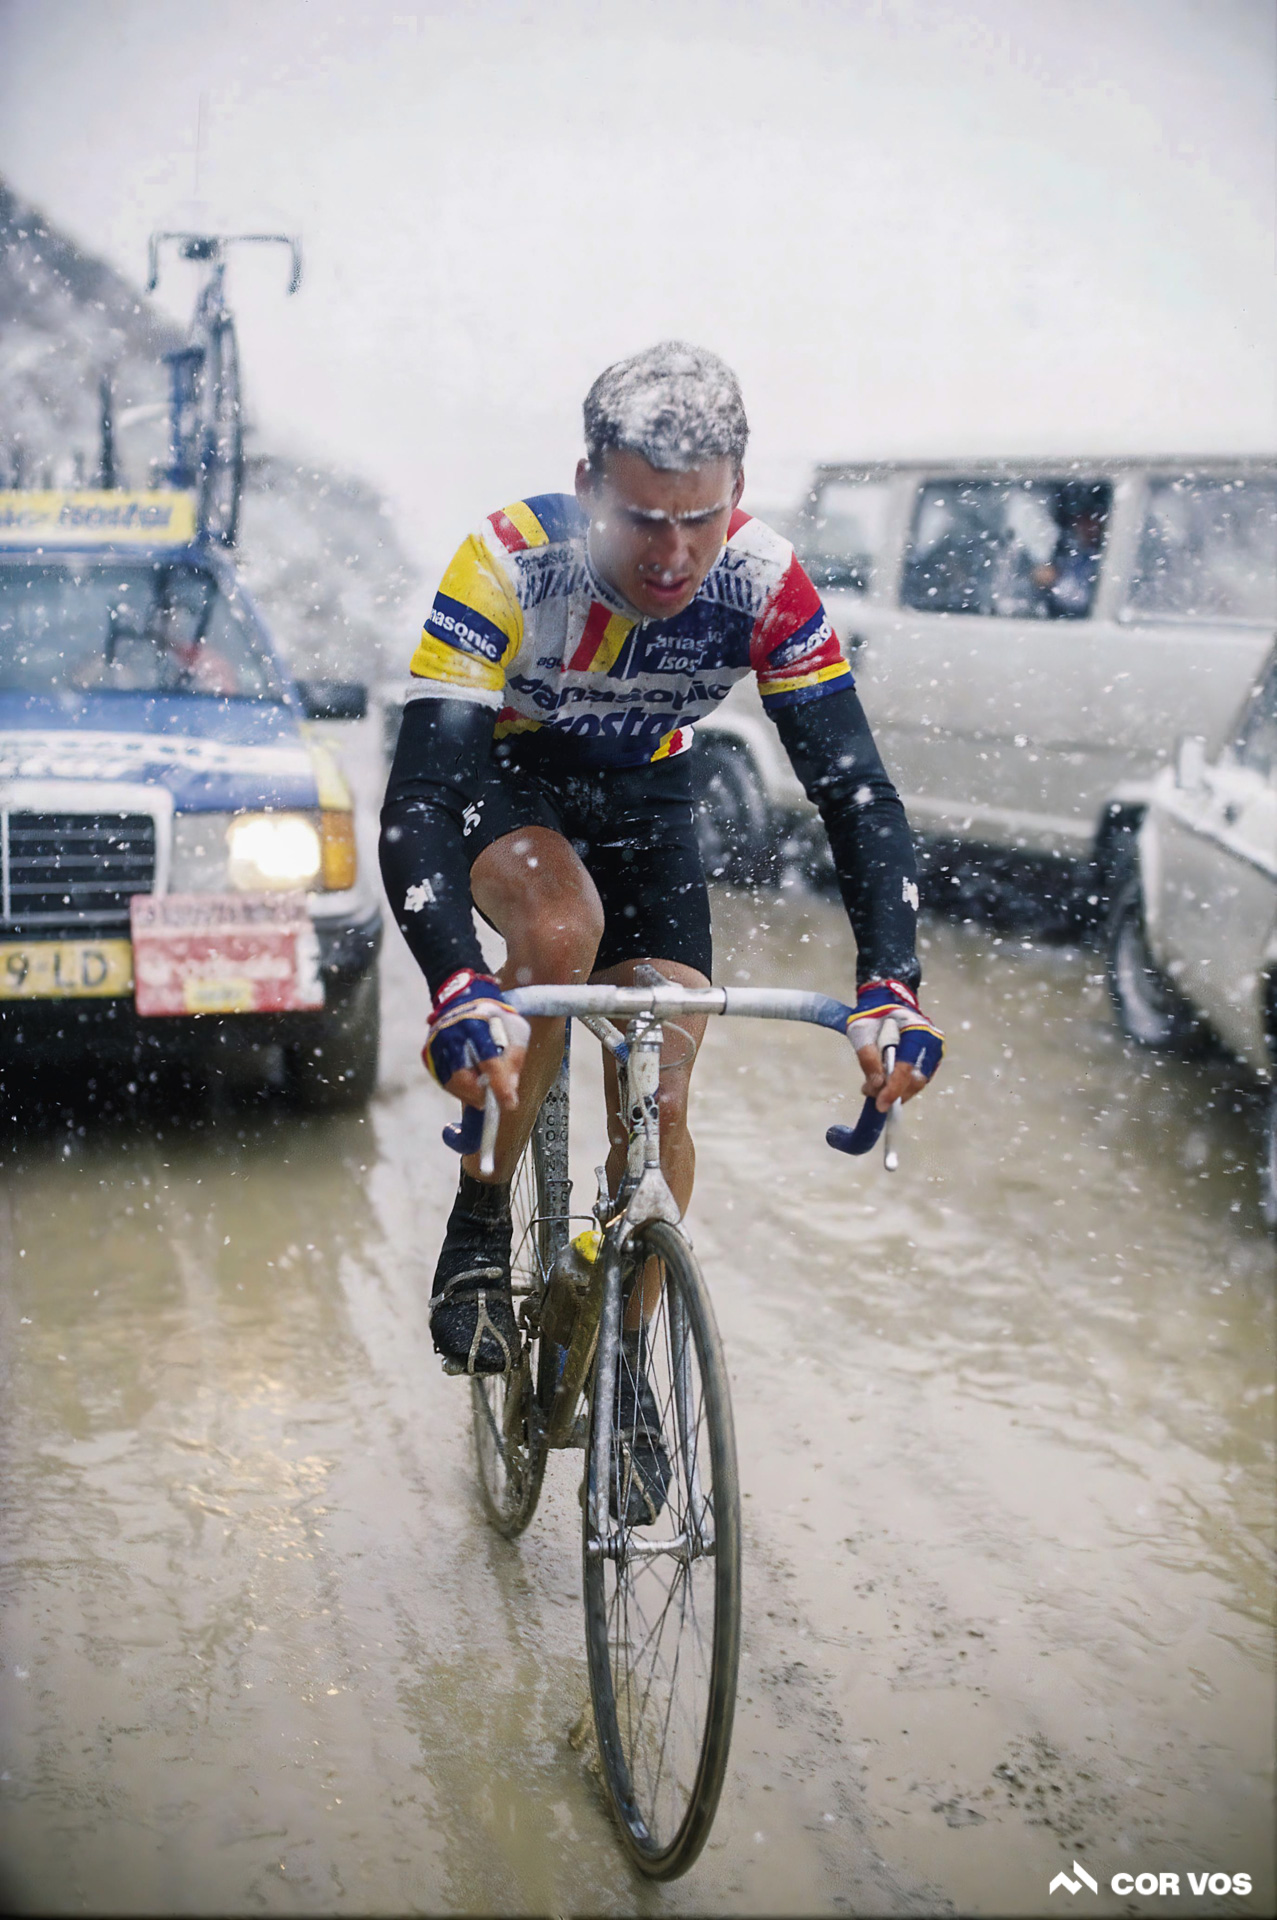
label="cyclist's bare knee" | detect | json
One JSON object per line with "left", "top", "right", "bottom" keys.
{"left": 472, "top": 827, "right": 603, "bottom": 983}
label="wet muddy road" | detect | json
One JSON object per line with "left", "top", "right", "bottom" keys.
{"left": 1, "top": 809, "right": 1274, "bottom": 1914}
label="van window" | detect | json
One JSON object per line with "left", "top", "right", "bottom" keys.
{"left": 1233, "top": 659, "right": 1277, "bottom": 780}
{"left": 901, "top": 479, "right": 1110, "bottom": 619}
{"left": 1127, "top": 476, "right": 1277, "bottom": 623}
{"left": 801, "top": 479, "right": 893, "bottom": 593}
{"left": 0, "top": 562, "right": 285, "bottom": 700}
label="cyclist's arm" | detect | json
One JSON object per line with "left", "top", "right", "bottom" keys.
{"left": 771, "top": 683, "right": 921, "bottom": 991}
{"left": 379, "top": 519, "right": 524, "bottom": 997}
{"left": 379, "top": 694, "right": 494, "bottom": 995}
{"left": 748, "top": 543, "right": 920, "bottom": 989}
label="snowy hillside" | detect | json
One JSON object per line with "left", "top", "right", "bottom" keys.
{"left": 0, "top": 175, "right": 416, "bottom": 685}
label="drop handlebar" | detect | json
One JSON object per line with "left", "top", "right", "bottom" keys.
{"left": 440, "top": 984, "right": 902, "bottom": 1167}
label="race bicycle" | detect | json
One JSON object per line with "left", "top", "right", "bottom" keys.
{"left": 146, "top": 229, "right": 301, "bottom": 546}
{"left": 451, "top": 974, "right": 900, "bottom": 1878}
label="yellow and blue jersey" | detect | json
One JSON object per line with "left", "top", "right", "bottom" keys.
{"left": 406, "top": 494, "right": 851, "bottom": 769}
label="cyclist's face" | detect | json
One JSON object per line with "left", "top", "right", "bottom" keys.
{"left": 576, "top": 450, "right": 744, "bottom": 619}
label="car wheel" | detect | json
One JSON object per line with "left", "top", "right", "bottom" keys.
{"left": 1261, "top": 1089, "right": 1277, "bottom": 1233}
{"left": 1105, "top": 866, "right": 1203, "bottom": 1052}
{"left": 286, "top": 968, "right": 380, "bottom": 1111}
{"left": 695, "top": 741, "right": 772, "bottom": 884}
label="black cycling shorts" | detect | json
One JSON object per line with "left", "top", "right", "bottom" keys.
{"left": 461, "top": 752, "right": 712, "bottom": 979}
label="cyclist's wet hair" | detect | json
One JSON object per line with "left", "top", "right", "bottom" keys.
{"left": 583, "top": 341, "right": 749, "bottom": 475}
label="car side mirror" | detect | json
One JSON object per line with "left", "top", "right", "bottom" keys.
{"left": 1174, "top": 734, "right": 1207, "bottom": 790}
{"left": 296, "top": 679, "right": 368, "bottom": 721}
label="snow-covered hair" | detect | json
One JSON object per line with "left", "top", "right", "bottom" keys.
{"left": 583, "top": 341, "right": 749, "bottom": 474}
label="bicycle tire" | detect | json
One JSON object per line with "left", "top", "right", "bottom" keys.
{"left": 582, "top": 1219, "right": 741, "bottom": 1878}
{"left": 198, "top": 316, "right": 244, "bottom": 546}
{"left": 470, "top": 1059, "right": 570, "bottom": 1536}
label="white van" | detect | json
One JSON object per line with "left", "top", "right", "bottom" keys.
{"left": 1106, "top": 644, "right": 1277, "bottom": 1225}
{"left": 703, "top": 459, "right": 1276, "bottom": 906}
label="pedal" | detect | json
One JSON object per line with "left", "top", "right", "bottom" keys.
{"left": 441, "top": 1356, "right": 513, "bottom": 1378}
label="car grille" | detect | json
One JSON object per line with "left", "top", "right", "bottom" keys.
{"left": 0, "top": 811, "right": 157, "bottom": 936}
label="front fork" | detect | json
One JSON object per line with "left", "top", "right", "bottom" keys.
{"left": 588, "top": 1016, "right": 706, "bottom": 1552}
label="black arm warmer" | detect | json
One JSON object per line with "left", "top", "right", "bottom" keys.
{"left": 773, "top": 684, "right": 921, "bottom": 991}
{"left": 379, "top": 697, "right": 494, "bottom": 998}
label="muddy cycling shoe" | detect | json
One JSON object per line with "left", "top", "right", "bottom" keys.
{"left": 429, "top": 1173, "right": 517, "bottom": 1376}
{"left": 611, "top": 1327, "right": 672, "bottom": 1527}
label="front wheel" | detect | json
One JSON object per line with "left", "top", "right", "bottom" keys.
{"left": 583, "top": 1221, "right": 741, "bottom": 1879}
{"left": 1106, "top": 868, "right": 1203, "bottom": 1053}
{"left": 197, "top": 316, "right": 244, "bottom": 547}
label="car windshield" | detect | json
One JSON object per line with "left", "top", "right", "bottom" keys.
{"left": 0, "top": 562, "right": 286, "bottom": 700}
{"left": 1127, "top": 476, "right": 1277, "bottom": 623}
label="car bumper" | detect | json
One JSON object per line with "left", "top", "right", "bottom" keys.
{"left": 0, "top": 907, "right": 381, "bottom": 1061}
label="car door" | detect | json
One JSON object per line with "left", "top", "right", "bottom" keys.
{"left": 1153, "top": 654, "right": 1277, "bottom": 1067}
{"left": 849, "top": 472, "right": 1121, "bottom": 856}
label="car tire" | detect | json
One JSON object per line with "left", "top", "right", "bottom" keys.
{"left": 695, "top": 740, "right": 772, "bottom": 884}
{"left": 1105, "top": 865, "right": 1204, "bottom": 1053}
{"left": 286, "top": 968, "right": 380, "bottom": 1111}
{"left": 1261, "top": 1089, "right": 1277, "bottom": 1233}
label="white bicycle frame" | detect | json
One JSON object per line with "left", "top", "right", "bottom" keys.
{"left": 482, "top": 982, "right": 901, "bottom": 1560}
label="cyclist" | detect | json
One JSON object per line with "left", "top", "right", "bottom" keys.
{"left": 380, "top": 342, "right": 943, "bottom": 1470}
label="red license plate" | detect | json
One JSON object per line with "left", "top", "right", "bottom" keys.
{"left": 130, "top": 894, "right": 325, "bottom": 1016}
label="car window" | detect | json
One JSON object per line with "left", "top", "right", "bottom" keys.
{"left": 901, "top": 479, "right": 1111, "bottom": 619}
{"left": 1232, "top": 659, "right": 1277, "bottom": 780}
{"left": 0, "top": 563, "right": 285, "bottom": 700}
{"left": 1127, "top": 476, "right": 1277, "bottom": 623}
{"left": 800, "top": 479, "right": 893, "bottom": 593}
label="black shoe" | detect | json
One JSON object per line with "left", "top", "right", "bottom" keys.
{"left": 610, "top": 1327, "right": 671, "bottom": 1526}
{"left": 429, "top": 1173, "right": 517, "bottom": 1376}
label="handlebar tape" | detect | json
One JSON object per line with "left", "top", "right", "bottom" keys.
{"left": 826, "top": 1097, "right": 888, "bottom": 1157}
{"left": 443, "top": 1104, "right": 485, "bottom": 1156}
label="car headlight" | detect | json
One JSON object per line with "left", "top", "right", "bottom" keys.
{"left": 227, "top": 813, "right": 323, "bottom": 891}
{"left": 319, "top": 810, "right": 357, "bottom": 891}
{"left": 169, "top": 810, "right": 356, "bottom": 893}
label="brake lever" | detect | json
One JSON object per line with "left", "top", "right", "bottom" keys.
{"left": 441, "top": 1038, "right": 502, "bottom": 1174}
{"left": 882, "top": 1030, "right": 900, "bottom": 1173}
{"left": 826, "top": 1016, "right": 902, "bottom": 1166}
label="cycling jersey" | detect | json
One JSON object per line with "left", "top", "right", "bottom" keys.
{"left": 381, "top": 495, "right": 923, "bottom": 1002}
{"left": 406, "top": 493, "right": 851, "bottom": 770}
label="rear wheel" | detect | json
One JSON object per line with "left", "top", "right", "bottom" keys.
{"left": 471, "top": 1051, "right": 570, "bottom": 1536}
{"left": 1106, "top": 868, "right": 1202, "bottom": 1052}
{"left": 583, "top": 1221, "right": 741, "bottom": 1878}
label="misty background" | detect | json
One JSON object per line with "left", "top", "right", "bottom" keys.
{"left": 1, "top": 0, "right": 1274, "bottom": 582}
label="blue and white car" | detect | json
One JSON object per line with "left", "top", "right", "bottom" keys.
{"left": 0, "top": 487, "right": 381, "bottom": 1106}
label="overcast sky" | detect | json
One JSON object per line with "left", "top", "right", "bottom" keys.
{"left": 1, "top": 0, "right": 1273, "bottom": 571}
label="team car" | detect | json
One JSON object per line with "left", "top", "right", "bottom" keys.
{"left": 0, "top": 487, "right": 380, "bottom": 1107}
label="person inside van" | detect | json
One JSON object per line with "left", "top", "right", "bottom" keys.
{"left": 1032, "top": 483, "right": 1109, "bottom": 618}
